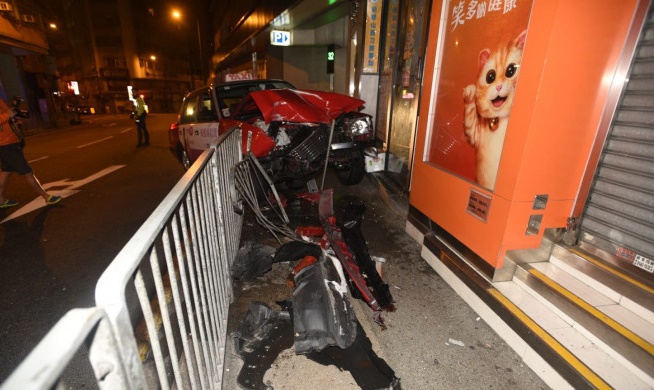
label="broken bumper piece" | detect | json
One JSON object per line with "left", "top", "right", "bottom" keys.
{"left": 291, "top": 250, "right": 357, "bottom": 354}
{"left": 275, "top": 241, "right": 358, "bottom": 354}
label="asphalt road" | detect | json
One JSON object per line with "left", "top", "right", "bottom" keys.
{"left": 0, "top": 113, "right": 183, "bottom": 382}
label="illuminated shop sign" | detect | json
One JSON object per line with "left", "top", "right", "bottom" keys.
{"left": 363, "top": 0, "right": 382, "bottom": 74}
{"left": 67, "top": 81, "right": 80, "bottom": 95}
{"left": 270, "top": 30, "right": 291, "bottom": 46}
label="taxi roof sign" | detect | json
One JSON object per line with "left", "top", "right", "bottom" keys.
{"left": 225, "top": 73, "right": 254, "bottom": 82}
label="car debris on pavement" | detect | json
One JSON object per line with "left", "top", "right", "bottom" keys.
{"left": 230, "top": 161, "right": 400, "bottom": 389}
{"left": 234, "top": 299, "right": 401, "bottom": 390}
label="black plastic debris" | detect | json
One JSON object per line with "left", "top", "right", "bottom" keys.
{"left": 272, "top": 240, "right": 358, "bottom": 354}
{"left": 307, "top": 319, "right": 402, "bottom": 390}
{"left": 232, "top": 241, "right": 276, "bottom": 282}
{"left": 291, "top": 248, "right": 357, "bottom": 354}
{"left": 234, "top": 301, "right": 294, "bottom": 390}
{"left": 272, "top": 240, "right": 323, "bottom": 264}
{"left": 339, "top": 200, "right": 395, "bottom": 311}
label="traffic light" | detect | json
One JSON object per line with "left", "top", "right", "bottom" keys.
{"left": 327, "top": 44, "right": 335, "bottom": 74}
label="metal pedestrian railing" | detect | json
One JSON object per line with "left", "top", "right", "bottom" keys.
{"left": 1, "top": 127, "right": 243, "bottom": 390}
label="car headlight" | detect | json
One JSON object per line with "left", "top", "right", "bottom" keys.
{"left": 343, "top": 115, "right": 373, "bottom": 137}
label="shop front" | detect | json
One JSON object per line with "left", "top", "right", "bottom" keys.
{"left": 409, "top": 0, "right": 649, "bottom": 277}
{"left": 371, "top": 0, "right": 431, "bottom": 190}
{"left": 405, "top": 2, "right": 653, "bottom": 386}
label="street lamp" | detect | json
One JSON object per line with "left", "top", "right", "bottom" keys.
{"left": 171, "top": 8, "right": 204, "bottom": 87}
{"left": 147, "top": 55, "right": 156, "bottom": 74}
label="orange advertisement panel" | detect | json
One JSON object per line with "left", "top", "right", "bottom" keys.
{"left": 426, "top": 0, "right": 533, "bottom": 191}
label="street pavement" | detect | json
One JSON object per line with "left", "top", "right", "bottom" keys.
{"left": 222, "top": 172, "right": 550, "bottom": 389}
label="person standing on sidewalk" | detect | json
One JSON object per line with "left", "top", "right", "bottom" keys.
{"left": 0, "top": 97, "right": 61, "bottom": 208}
{"left": 132, "top": 88, "right": 150, "bottom": 147}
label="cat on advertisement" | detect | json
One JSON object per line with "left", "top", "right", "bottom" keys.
{"left": 463, "top": 30, "right": 527, "bottom": 190}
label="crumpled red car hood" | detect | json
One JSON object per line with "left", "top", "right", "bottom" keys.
{"left": 247, "top": 89, "right": 365, "bottom": 124}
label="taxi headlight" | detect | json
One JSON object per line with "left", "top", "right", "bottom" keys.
{"left": 343, "top": 115, "right": 373, "bottom": 137}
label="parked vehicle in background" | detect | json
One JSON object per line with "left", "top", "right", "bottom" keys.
{"left": 168, "top": 79, "right": 375, "bottom": 185}
{"left": 76, "top": 105, "right": 95, "bottom": 115}
{"left": 64, "top": 104, "right": 95, "bottom": 115}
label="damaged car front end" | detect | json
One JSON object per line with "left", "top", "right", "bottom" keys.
{"left": 171, "top": 83, "right": 375, "bottom": 186}
{"left": 230, "top": 89, "right": 374, "bottom": 186}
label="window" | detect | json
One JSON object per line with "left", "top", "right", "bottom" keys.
{"left": 197, "top": 92, "right": 218, "bottom": 122}
{"left": 104, "top": 57, "right": 126, "bottom": 67}
{"left": 179, "top": 94, "right": 199, "bottom": 124}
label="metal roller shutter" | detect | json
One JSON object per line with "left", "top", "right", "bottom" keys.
{"left": 579, "top": 4, "right": 654, "bottom": 273}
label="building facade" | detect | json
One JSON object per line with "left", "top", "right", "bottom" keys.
{"left": 0, "top": 0, "right": 58, "bottom": 128}
{"left": 53, "top": 0, "right": 197, "bottom": 115}
{"left": 1, "top": 0, "right": 208, "bottom": 129}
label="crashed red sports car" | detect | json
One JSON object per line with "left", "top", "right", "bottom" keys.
{"left": 168, "top": 79, "right": 374, "bottom": 185}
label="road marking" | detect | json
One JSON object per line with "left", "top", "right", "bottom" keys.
{"left": 77, "top": 136, "right": 114, "bottom": 149}
{"left": 120, "top": 127, "right": 132, "bottom": 133}
{"left": 1, "top": 165, "right": 126, "bottom": 223}
{"left": 28, "top": 156, "right": 49, "bottom": 163}
{"left": 103, "top": 122, "right": 118, "bottom": 127}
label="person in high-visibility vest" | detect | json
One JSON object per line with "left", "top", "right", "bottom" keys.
{"left": 132, "top": 87, "right": 150, "bottom": 147}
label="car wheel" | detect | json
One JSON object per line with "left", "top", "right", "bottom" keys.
{"left": 181, "top": 149, "right": 191, "bottom": 170}
{"left": 334, "top": 149, "right": 366, "bottom": 185}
